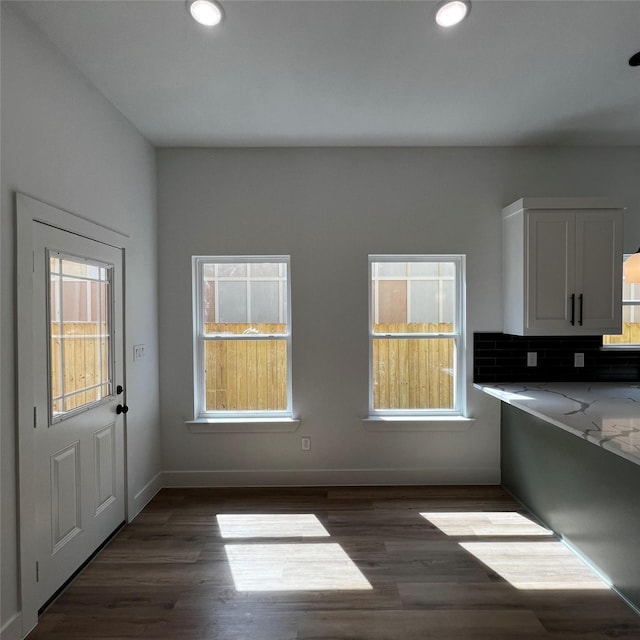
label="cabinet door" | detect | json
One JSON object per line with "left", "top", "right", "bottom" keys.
{"left": 526, "top": 211, "right": 575, "bottom": 331}
{"left": 574, "top": 210, "right": 622, "bottom": 332}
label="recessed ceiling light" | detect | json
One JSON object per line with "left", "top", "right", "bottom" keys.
{"left": 630, "top": 51, "right": 640, "bottom": 67}
{"left": 188, "top": 0, "right": 224, "bottom": 27}
{"left": 435, "top": 0, "right": 470, "bottom": 28}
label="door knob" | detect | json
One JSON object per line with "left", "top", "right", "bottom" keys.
{"left": 116, "top": 404, "right": 129, "bottom": 414}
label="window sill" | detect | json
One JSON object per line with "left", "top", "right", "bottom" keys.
{"left": 362, "top": 416, "right": 475, "bottom": 432}
{"left": 186, "top": 418, "right": 301, "bottom": 433}
{"left": 600, "top": 344, "right": 640, "bottom": 351}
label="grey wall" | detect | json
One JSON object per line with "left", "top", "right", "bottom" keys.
{"left": 501, "top": 403, "right": 640, "bottom": 611}
{"left": 156, "top": 147, "right": 640, "bottom": 487}
{"left": 1, "top": 5, "right": 161, "bottom": 634}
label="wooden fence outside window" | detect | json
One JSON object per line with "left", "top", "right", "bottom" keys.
{"left": 372, "top": 323, "right": 454, "bottom": 410}
{"left": 51, "top": 321, "right": 458, "bottom": 414}
{"left": 603, "top": 322, "right": 640, "bottom": 346}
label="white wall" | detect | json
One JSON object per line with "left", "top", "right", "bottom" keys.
{"left": 157, "top": 147, "right": 640, "bottom": 487}
{"left": 1, "top": 5, "right": 161, "bottom": 635}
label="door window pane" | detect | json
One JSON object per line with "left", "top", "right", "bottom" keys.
{"left": 49, "top": 255, "right": 112, "bottom": 421}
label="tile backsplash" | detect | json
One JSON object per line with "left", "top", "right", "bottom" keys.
{"left": 474, "top": 332, "right": 640, "bottom": 383}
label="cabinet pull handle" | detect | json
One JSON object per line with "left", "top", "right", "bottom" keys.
{"left": 570, "top": 294, "right": 575, "bottom": 326}
{"left": 579, "top": 293, "right": 583, "bottom": 326}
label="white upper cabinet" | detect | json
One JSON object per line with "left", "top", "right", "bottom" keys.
{"left": 503, "top": 198, "right": 623, "bottom": 336}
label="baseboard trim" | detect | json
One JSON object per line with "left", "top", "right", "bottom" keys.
{"left": 162, "top": 467, "right": 500, "bottom": 487}
{"left": 129, "top": 471, "right": 163, "bottom": 520}
{"left": 0, "top": 612, "right": 23, "bottom": 640}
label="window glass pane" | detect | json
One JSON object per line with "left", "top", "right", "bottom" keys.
{"left": 218, "top": 281, "right": 248, "bottom": 323}
{"left": 61, "top": 279, "right": 83, "bottom": 322}
{"left": 372, "top": 338, "right": 454, "bottom": 410}
{"left": 203, "top": 281, "right": 216, "bottom": 323}
{"left": 205, "top": 323, "right": 287, "bottom": 336}
{"left": 218, "top": 263, "right": 247, "bottom": 278}
{"left": 604, "top": 256, "right": 640, "bottom": 346}
{"left": 376, "top": 280, "right": 407, "bottom": 325}
{"left": 410, "top": 281, "right": 439, "bottom": 324}
{"left": 410, "top": 262, "right": 438, "bottom": 277}
{"left": 624, "top": 281, "right": 640, "bottom": 302}
{"left": 377, "top": 262, "right": 407, "bottom": 277}
{"left": 50, "top": 256, "right": 112, "bottom": 420}
{"left": 50, "top": 275, "right": 61, "bottom": 323}
{"left": 251, "top": 263, "right": 280, "bottom": 277}
{"left": 441, "top": 280, "right": 454, "bottom": 324}
{"left": 251, "top": 281, "right": 280, "bottom": 323}
{"left": 604, "top": 304, "right": 640, "bottom": 346}
{"left": 60, "top": 260, "right": 103, "bottom": 280}
{"left": 439, "top": 262, "right": 455, "bottom": 278}
{"left": 204, "top": 339, "right": 288, "bottom": 411}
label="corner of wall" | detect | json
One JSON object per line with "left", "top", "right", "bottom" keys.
{"left": 129, "top": 472, "right": 163, "bottom": 521}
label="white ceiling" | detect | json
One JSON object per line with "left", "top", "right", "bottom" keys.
{"left": 13, "top": 0, "right": 640, "bottom": 147}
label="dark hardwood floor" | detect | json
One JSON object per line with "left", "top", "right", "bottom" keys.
{"left": 29, "top": 486, "right": 640, "bottom": 639}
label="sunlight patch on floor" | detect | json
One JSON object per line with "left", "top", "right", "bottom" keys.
{"left": 421, "top": 512, "right": 552, "bottom": 537}
{"left": 216, "top": 513, "right": 330, "bottom": 538}
{"left": 460, "top": 541, "right": 610, "bottom": 590}
{"left": 224, "top": 543, "right": 373, "bottom": 591}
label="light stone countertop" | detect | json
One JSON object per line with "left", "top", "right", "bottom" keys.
{"left": 476, "top": 382, "right": 640, "bottom": 467}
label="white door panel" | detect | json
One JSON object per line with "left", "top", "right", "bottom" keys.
{"left": 32, "top": 222, "right": 125, "bottom": 608}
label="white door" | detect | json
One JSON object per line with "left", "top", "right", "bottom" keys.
{"left": 32, "top": 222, "right": 126, "bottom": 608}
{"left": 574, "top": 210, "right": 623, "bottom": 333}
{"left": 526, "top": 210, "right": 576, "bottom": 331}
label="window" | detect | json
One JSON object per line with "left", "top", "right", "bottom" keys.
{"left": 603, "top": 254, "right": 640, "bottom": 348}
{"left": 193, "top": 256, "right": 291, "bottom": 418}
{"left": 369, "top": 255, "right": 465, "bottom": 416}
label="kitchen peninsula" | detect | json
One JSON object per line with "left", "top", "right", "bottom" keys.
{"left": 478, "top": 382, "right": 640, "bottom": 613}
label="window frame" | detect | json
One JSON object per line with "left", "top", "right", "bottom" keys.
{"left": 192, "top": 255, "right": 293, "bottom": 419}
{"left": 368, "top": 254, "right": 466, "bottom": 417}
{"left": 603, "top": 253, "right": 640, "bottom": 350}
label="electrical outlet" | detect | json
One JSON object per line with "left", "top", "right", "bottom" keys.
{"left": 574, "top": 352, "right": 585, "bottom": 368}
{"left": 301, "top": 437, "right": 311, "bottom": 451}
{"left": 527, "top": 352, "right": 537, "bottom": 367}
{"left": 133, "top": 344, "right": 146, "bottom": 361}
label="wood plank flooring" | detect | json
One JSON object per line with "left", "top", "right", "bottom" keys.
{"left": 29, "top": 486, "right": 640, "bottom": 639}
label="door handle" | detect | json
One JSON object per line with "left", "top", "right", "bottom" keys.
{"left": 116, "top": 404, "right": 129, "bottom": 415}
{"left": 570, "top": 294, "right": 575, "bottom": 326}
{"left": 578, "top": 293, "right": 583, "bottom": 326}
